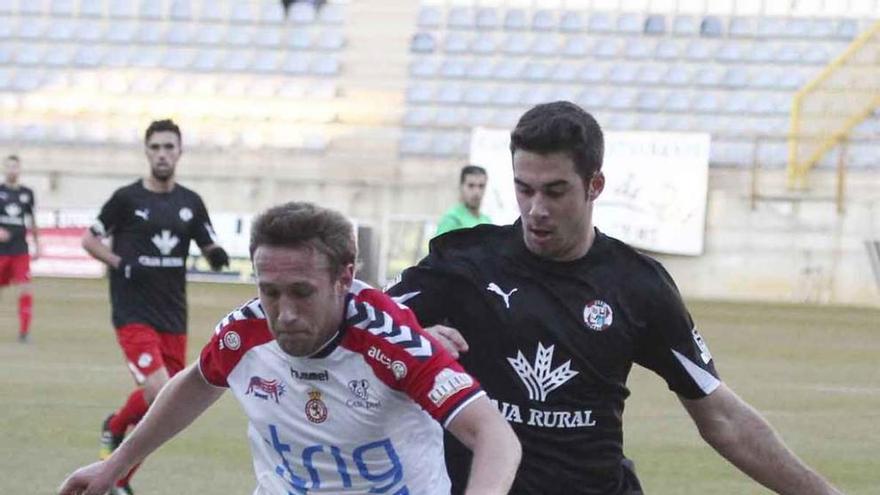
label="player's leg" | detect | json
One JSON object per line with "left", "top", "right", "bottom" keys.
{"left": 10, "top": 254, "right": 33, "bottom": 342}
{"left": 0, "top": 256, "right": 11, "bottom": 339}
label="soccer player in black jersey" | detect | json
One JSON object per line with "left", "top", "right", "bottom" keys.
{"left": 0, "top": 155, "right": 41, "bottom": 343}
{"left": 387, "top": 102, "right": 842, "bottom": 495}
{"left": 81, "top": 119, "right": 229, "bottom": 495}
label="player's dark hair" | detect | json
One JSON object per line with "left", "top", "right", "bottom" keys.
{"left": 249, "top": 202, "right": 357, "bottom": 276}
{"left": 459, "top": 165, "right": 487, "bottom": 184}
{"left": 5, "top": 154, "right": 19, "bottom": 162}
{"left": 144, "top": 119, "right": 182, "bottom": 144}
{"left": 510, "top": 101, "right": 604, "bottom": 180}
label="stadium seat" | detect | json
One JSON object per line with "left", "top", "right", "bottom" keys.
{"left": 465, "top": 59, "right": 492, "bottom": 79}
{"left": 443, "top": 32, "right": 469, "bottom": 54}
{"left": 664, "top": 65, "right": 692, "bottom": 86}
{"left": 16, "top": 45, "right": 43, "bottom": 66}
{"left": 230, "top": 3, "right": 255, "bottom": 23}
{"left": 607, "top": 90, "right": 636, "bottom": 110}
{"left": 728, "top": 17, "right": 756, "bottom": 37}
{"left": 644, "top": 14, "right": 666, "bottom": 35}
{"left": 18, "top": 19, "right": 47, "bottom": 40}
{"left": 199, "top": 2, "right": 225, "bottom": 22}
{"left": 636, "top": 91, "right": 664, "bottom": 112}
{"left": 106, "top": 21, "right": 136, "bottom": 43}
{"left": 50, "top": 0, "right": 74, "bottom": 16}
{"left": 532, "top": 10, "right": 556, "bottom": 31}
{"left": 44, "top": 19, "right": 73, "bottom": 42}
{"left": 439, "top": 58, "right": 466, "bottom": 78}
{"left": 251, "top": 51, "right": 280, "bottom": 73}
{"left": 700, "top": 16, "right": 723, "bottom": 37}
{"left": 492, "top": 59, "right": 522, "bottom": 80}
{"left": 465, "top": 108, "right": 494, "bottom": 127}
{"left": 316, "top": 29, "right": 345, "bottom": 50}
{"left": 417, "top": 6, "right": 441, "bottom": 28}
{"left": 559, "top": 11, "right": 585, "bottom": 32}
{"left": 721, "top": 68, "right": 749, "bottom": 88}
{"left": 471, "top": 33, "right": 497, "bottom": 54}
{"left": 654, "top": 39, "right": 680, "bottom": 59}
{"left": 531, "top": 34, "right": 558, "bottom": 56}
{"left": 782, "top": 18, "right": 810, "bottom": 38}
{"left": 0, "top": 17, "right": 12, "bottom": 39}
{"left": 665, "top": 92, "right": 690, "bottom": 112}
{"left": 282, "top": 53, "right": 310, "bottom": 75}
{"left": 624, "top": 39, "right": 653, "bottom": 59}
{"left": 503, "top": 9, "right": 527, "bottom": 30}
{"left": 589, "top": 12, "right": 613, "bottom": 33}
{"left": 45, "top": 45, "right": 74, "bottom": 66}
{"left": 410, "top": 32, "right": 435, "bottom": 53}
{"left": 756, "top": 17, "right": 786, "bottom": 38}
{"left": 637, "top": 113, "right": 667, "bottom": 130}
{"left": 522, "top": 61, "right": 551, "bottom": 81}
{"left": 195, "top": 24, "right": 225, "bottom": 45}
{"left": 475, "top": 7, "right": 499, "bottom": 30}
{"left": 0, "top": 0, "right": 12, "bottom": 14}
{"left": 103, "top": 46, "right": 131, "bottom": 67}
{"left": 260, "top": 3, "right": 285, "bottom": 24}
{"left": 129, "top": 47, "right": 161, "bottom": 68}
{"left": 139, "top": 0, "right": 163, "bottom": 20}
{"left": 593, "top": 38, "right": 622, "bottom": 58}
{"left": 162, "top": 48, "right": 195, "bottom": 70}
{"left": 136, "top": 22, "right": 166, "bottom": 44}
{"left": 462, "top": 84, "right": 491, "bottom": 105}
{"left": 222, "top": 50, "right": 253, "bottom": 72}
{"left": 774, "top": 44, "right": 801, "bottom": 64}
{"left": 435, "top": 107, "right": 465, "bottom": 127}
{"left": 490, "top": 84, "right": 522, "bottom": 106}
{"left": 73, "top": 45, "right": 105, "bottom": 67}
{"left": 637, "top": 64, "right": 664, "bottom": 84}
{"left": 170, "top": 0, "right": 192, "bottom": 21}
{"left": 227, "top": 26, "right": 254, "bottom": 46}
{"left": 289, "top": 2, "right": 317, "bottom": 24}
{"left": 617, "top": 13, "right": 642, "bottom": 34}
{"left": 694, "top": 67, "right": 723, "bottom": 87}
{"left": 311, "top": 56, "right": 339, "bottom": 76}
{"left": 166, "top": 24, "right": 194, "bottom": 45}
{"left": 608, "top": 64, "right": 637, "bottom": 84}
{"left": 672, "top": 16, "right": 698, "bottom": 36}
{"left": 79, "top": 0, "right": 102, "bottom": 17}
{"left": 253, "top": 27, "right": 283, "bottom": 48}
{"left": 806, "top": 19, "right": 835, "bottom": 39}
{"left": 403, "top": 106, "right": 433, "bottom": 126}
{"left": 501, "top": 33, "right": 529, "bottom": 55}
{"left": 447, "top": 7, "right": 474, "bottom": 29}
{"left": 399, "top": 131, "right": 432, "bottom": 155}
{"left": 746, "top": 42, "right": 774, "bottom": 63}
{"left": 409, "top": 58, "right": 440, "bottom": 77}
{"left": 562, "top": 36, "right": 589, "bottom": 57}
{"left": 318, "top": 3, "right": 344, "bottom": 25}
{"left": 715, "top": 42, "right": 745, "bottom": 62}
{"left": 18, "top": 0, "right": 44, "bottom": 15}
{"left": 692, "top": 92, "right": 720, "bottom": 112}
{"left": 684, "top": 40, "right": 712, "bottom": 61}
{"left": 578, "top": 63, "right": 605, "bottom": 83}
{"left": 550, "top": 63, "right": 578, "bottom": 83}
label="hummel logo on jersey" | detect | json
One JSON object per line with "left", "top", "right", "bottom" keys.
{"left": 134, "top": 208, "right": 149, "bottom": 220}
{"left": 487, "top": 283, "right": 518, "bottom": 309}
{"left": 151, "top": 229, "right": 179, "bottom": 255}
{"left": 508, "top": 343, "right": 579, "bottom": 402}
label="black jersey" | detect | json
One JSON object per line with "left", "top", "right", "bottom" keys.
{"left": 92, "top": 180, "right": 217, "bottom": 333}
{"left": 386, "top": 221, "right": 720, "bottom": 495}
{"left": 0, "top": 184, "right": 36, "bottom": 256}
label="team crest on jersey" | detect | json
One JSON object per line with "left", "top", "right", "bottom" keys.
{"left": 19, "top": 193, "right": 29, "bottom": 204}
{"left": 583, "top": 300, "right": 614, "bottom": 331}
{"left": 305, "top": 389, "right": 328, "bottom": 423}
{"left": 179, "top": 207, "right": 193, "bottom": 222}
{"left": 137, "top": 352, "right": 153, "bottom": 369}
{"left": 247, "top": 376, "right": 286, "bottom": 403}
{"left": 221, "top": 331, "right": 241, "bottom": 351}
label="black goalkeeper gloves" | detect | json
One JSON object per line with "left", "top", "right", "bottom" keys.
{"left": 205, "top": 247, "right": 230, "bottom": 272}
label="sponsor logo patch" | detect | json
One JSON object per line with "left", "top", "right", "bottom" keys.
{"left": 691, "top": 328, "right": 713, "bottom": 364}
{"left": 428, "top": 368, "right": 473, "bottom": 407}
{"left": 246, "top": 376, "right": 285, "bottom": 403}
{"left": 583, "top": 300, "right": 614, "bottom": 331}
{"left": 508, "top": 343, "right": 578, "bottom": 402}
{"left": 346, "top": 379, "right": 382, "bottom": 410}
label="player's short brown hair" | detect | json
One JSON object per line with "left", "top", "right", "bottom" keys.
{"left": 249, "top": 202, "right": 357, "bottom": 276}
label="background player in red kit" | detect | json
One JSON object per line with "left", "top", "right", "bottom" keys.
{"left": 59, "top": 201, "right": 520, "bottom": 495}
{"left": 0, "top": 154, "right": 41, "bottom": 343}
{"left": 80, "top": 119, "right": 229, "bottom": 495}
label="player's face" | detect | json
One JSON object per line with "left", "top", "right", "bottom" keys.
{"left": 513, "top": 150, "right": 604, "bottom": 261}
{"left": 4, "top": 158, "right": 20, "bottom": 184}
{"left": 144, "top": 131, "right": 181, "bottom": 182}
{"left": 254, "top": 244, "right": 354, "bottom": 357}
{"left": 460, "top": 173, "right": 487, "bottom": 211}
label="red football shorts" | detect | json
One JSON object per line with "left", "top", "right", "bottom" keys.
{"left": 115, "top": 323, "right": 187, "bottom": 384}
{"left": 0, "top": 254, "right": 31, "bottom": 286}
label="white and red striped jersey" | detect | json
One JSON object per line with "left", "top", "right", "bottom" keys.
{"left": 199, "top": 280, "right": 484, "bottom": 495}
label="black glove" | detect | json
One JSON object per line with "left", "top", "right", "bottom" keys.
{"left": 205, "top": 247, "right": 230, "bottom": 272}
{"left": 116, "top": 259, "right": 146, "bottom": 281}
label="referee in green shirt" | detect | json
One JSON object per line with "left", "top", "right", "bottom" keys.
{"left": 436, "top": 165, "right": 492, "bottom": 236}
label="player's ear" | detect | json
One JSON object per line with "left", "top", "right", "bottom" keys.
{"left": 586, "top": 171, "right": 605, "bottom": 202}
{"left": 336, "top": 263, "right": 355, "bottom": 291}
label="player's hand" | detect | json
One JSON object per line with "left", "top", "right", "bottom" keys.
{"left": 32, "top": 243, "right": 42, "bottom": 261}
{"left": 0, "top": 226, "right": 9, "bottom": 243}
{"left": 425, "top": 324, "right": 469, "bottom": 359}
{"left": 116, "top": 259, "right": 146, "bottom": 282}
{"left": 57, "top": 460, "right": 117, "bottom": 495}
{"left": 205, "top": 246, "right": 230, "bottom": 271}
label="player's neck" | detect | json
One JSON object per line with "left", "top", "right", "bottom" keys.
{"left": 143, "top": 176, "right": 176, "bottom": 193}
{"left": 3, "top": 180, "right": 19, "bottom": 189}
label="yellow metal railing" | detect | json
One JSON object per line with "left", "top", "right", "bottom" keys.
{"left": 788, "top": 20, "right": 880, "bottom": 188}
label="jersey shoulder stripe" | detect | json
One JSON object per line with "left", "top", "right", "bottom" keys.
{"left": 214, "top": 298, "right": 265, "bottom": 335}
{"left": 345, "top": 290, "right": 433, "bottom": 360}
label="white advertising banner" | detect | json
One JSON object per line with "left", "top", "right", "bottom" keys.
{"left": 469, "top": 127, "right": 711, "bottom": 256}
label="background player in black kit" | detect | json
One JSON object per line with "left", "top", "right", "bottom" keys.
{"left": 387, "top": 102, "right": 842, "bottom": 495}
{"left": 81, "top": 119, "right": 229, "bottom": 495}
{"left": 0, "top": 154, "right": 41, "bottom": 343}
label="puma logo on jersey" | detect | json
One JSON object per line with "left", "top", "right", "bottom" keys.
{"left": 487, "top": 283, "right": 518, "bottom": 309}
{"left": 134, "top": 208, "right": 149, "bottom": 220}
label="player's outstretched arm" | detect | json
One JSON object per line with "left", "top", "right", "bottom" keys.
{"left": 58, "top": 363, "right": 224, "bottom": 495}
{"left": 680, "top": 383, "right": 843, "bottom": 495}
{"left": 447, "top": 395, "right": 521, "bottom": 495}
{"left": 424, "top": 324, "right": 470, "bottom": 359}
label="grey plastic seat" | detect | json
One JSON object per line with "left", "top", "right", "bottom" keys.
{"left": 694, "top": 67, "right": 723, "bottom": 87}
{"left": 282, "top": 53, "right": 311, "bottom": 75}
{"left": 316, "top": 29, "right": 345, "bottom": 50}
{"left": 492, "top": 59, "right": 523, "bottom": 80}
{"left": 16, "top": 45, "right": 43, "bottom": 66}
{"left": 608, "top": 64, "right": 637, "bottom": 84}
{"left": 435, "top": 107, "right": 465, "bottom": 127}
{"left": 19, "top": 0, "right": 43, "bottom": 15}
{"left": 664, "top": 65, "right": 692, "bottom": 86}
{"left": 222, "top": 51, "right": 252, "bottom": 72}
{"left": 251, "top": 52, "right": 280, "bottom": 73}
{"left": 192, "top": 49, "right": 222, "bottom": 71}
{"left": 578, "top": 64, "right": 605, "bottom": 83}
{"left": 410, "top": 59, "right": 438, "bottom": 77}
{"left": 227, "top": 26, "right": 254, "bottom": 46}
{"left": 618, "top": 13, "right": 641, "bottom": 34}
{"left": 471, "top": 33, "right": 497, "bottom": 54}
{"left": 531, "top": 34, "right": 558, "bottom": 55}
{"left": 501, "top": 33, "right": 529, "bottom": 55}
{"left": 589, "top": 12, "right": 613, "bottom": 33}
{"left": 410, "top": 32, "right": 435, "bottom": 53}
{"left": 74, "top": 45, "right": 105, "bottom": 67}
{"left": 491, "top": 85, "right": 522, "bottom": 106}
{"left": 522, "top": 61, "right": 551, "bottom": 81}
{"left": 403, "top": 107, "right": 434, "bottom": 127}
{"left": 317, "top": 3, "right": 344, "bottom": 24}
{"left": 105, "top": 21, "right": 136, "bottom": 43}
{"left": 475, "top": 8, "right": 499, "bottom": 30}
{"left": 443, "top": 32, "right": 469, "bottom": 53}
{"left": 465, "top": 59, "right": 493, "bottom": 79}
{"left": 782, "top": 18, "right": 810, "bottom": 38}
{"left": 721, "top": 68, "right": 748, "bottom": 88}
{"left": 665, "top": 92, "right": 690, "bottom": 112}
{"left": 562, "top": 36, "right": 589, "bottom": 57}
{"left": 399, "top": 131, "right": 431, "bottom": 155}
{"left": 593, "top": 38, "right": 622, "bottom": 58}
{"left": 700, "top": 16, "right": 723, "bottom": 37}
{"left": 607, "top": 90, "right": 636, "bottom": 110}
{"left": 230, "top": 3, "right": 255, "bottom": 23}
{"left": 169, "top": 0, "right": 192, "bottom": 21}
{"left": 728, "top": 17, "right": 756, "bottom": 37}
{"left": 654, "top": 39, "right": 680, "bottom": 59}
{"left": 135, "top": 22, "right": 165, "bottom": 44}
{"left": 715, "top": 42, "right": 744, "bottom": 62}
{"left": 637, "top": 64, "right": 664, "bottom": 84}
{"left": 253, "top": 28, "right": 283, "bottom": 47}
{"left": 448, "top": 7, "right": 474, "bottom": 29}
{"left": 644, "top": 15, "right": 666, "bottom": 35}
{"left": 260, "top": 3, "right": 286, "bottom": 24}
{"left": 559, "top": 11, "right": 585, "bottom": 32}
{"left": 162, "top": 49, "right": 195, "bottom": 70}
{"left": 195, "top": 24, "right": 225, "bottom": 45}
{"left": 462, "top": 84, "right": 491, "bottom": 105}
{"left": 532, "top": 10, "right": 556, "bottom": 31}
{"left": 757, "top": 18, "right": 785, "bottom": 38}
{"left": 672, "top": 16, "right": 698, "bottom": 36}
{"left": 79, "top": 0, "right": 102, "bottom": 17}
{"left": 439, "top": 58, "right": 466, "bottom": 78}
{"left": 140, "top": 0, "right": 163, "bottom": 20}
{"left": 684, "top": 40, "right": 712, "bottom": 61}
{"left": 807, "top": 19, "right": 834, "bottom": 39}
{"left": 503, "top": 9, "right": 527, "bottom": 30}
{"left": 774, "top": 44, "right": 801, "bottom": 64}
{"left": 50, "top": 0, "right": 75, "bottom": 16}
{"left": 550, "top": 63, "right": 578, "bottom": 82}
{"left": 693, "top": 92, "right": 720, "bottom": 112}
{"left": 435, "top": 84, "right": 463, "bottom": 104}
{"left": 625, "top": 38, "right": 652, "bottom": 59}
{"left": 636, "top": 91, "right": 663, "bottom": 111}
{"left": 45, "top": 46, "right": 74, "bottom": 66}
{"left": 166, "top": 25, "right": 194, "bottom": 45}
{"left": 18, "top": 19, "right": 47, "bottom": 39}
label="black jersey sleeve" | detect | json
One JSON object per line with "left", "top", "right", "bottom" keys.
{"left": 23, "top": 188, "right": 35, "bottom": 225}
{"left": 190, "top": 195, "right": 218, "bottom": 249}
{"left": 633, "top": 260, "right": 720, "bottom": 400}
{"left": 91, "top": 190, "right": 127, "bottom": 237}
{"left": 384, "top": 255, "right": 456, "bottom": 328}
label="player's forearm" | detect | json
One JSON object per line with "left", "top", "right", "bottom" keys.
{"left": 703, "top": 401, "right": 841, "bottom": 494}
{"left": 81, "top": 233, "right": 120, "bottom": 268}
{"left": 448, "top": 397, "right": 521, "bottom": 494}
{"left": 108, "top": 365, "right": 223, "bottom": 473}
